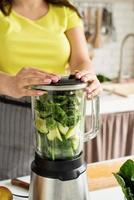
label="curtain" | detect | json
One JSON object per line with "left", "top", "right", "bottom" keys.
{"left": 84, "top": 111, "right": 134, "bottom": 163}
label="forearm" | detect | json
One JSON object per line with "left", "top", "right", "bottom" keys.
{"left": 0, "top": 71, "right": 12, "bottom": 96}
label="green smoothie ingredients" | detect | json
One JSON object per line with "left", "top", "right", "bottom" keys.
{"left": 34, "top": 90, "right": 84, "bottom": 160}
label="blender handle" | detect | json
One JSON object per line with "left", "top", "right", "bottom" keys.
{"left": 84, "top": 95, "right": 100, "bottom": 142}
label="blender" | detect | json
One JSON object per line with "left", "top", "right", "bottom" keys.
{"left": 29, "top": 75, "right": 100, "bottom": 200}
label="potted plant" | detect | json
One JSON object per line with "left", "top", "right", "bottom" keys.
{"left": 113, "top": 159, "right": 134, "bottom": 200}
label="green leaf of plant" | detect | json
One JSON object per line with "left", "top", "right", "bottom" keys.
{"left": 119, "top": 160, "right": 134, "bottom": 180}
{"left": 113, "top": 173, "right": 126, "bottom": 188}
{"left": 113, "top": 159, "right": 134, "bottom": 200}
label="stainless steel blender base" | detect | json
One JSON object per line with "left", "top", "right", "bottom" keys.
{"left": 29, "top": 171, "right": 90, "bottom": 200}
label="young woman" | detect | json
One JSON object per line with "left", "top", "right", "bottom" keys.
{"left": 0, "top": 0, "right": 101, "bottom": 179}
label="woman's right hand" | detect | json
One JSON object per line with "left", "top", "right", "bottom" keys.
{"left": 6, "top": 67, "right": 60, "bottom": 98}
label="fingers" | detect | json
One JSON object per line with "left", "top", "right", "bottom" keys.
{"left": 75, "top": 70, "right": 95, "bottom": 80}
{"left": 18, "top": 67, "right": 60, "bottom": 83}
{"left": 85, "top": 79, "right": 101, "bottom": 93}
{"left": 10, "top": 67, "right": 61, "bottom": 98}
{"left": 22, "top": 77, "right": 52, "bottom": 88}
{"left": 17, "top": 67, "right": 61, "bottom": 89}
{"left": 75, "top": 70, "right": 102, "bottom": 98}
{"left": 87, "top": 86, "right": 102, "bottom": 99}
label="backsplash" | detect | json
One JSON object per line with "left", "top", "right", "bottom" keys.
{"left": 74, "top": 0, "right": 134, "bottom": 79}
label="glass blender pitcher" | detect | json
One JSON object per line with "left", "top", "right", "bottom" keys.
{"left": 32, "top": 76, "right": 99, "bottom": 160}
{"left": 29, "top": 76, "right": 100, "bottom": 200}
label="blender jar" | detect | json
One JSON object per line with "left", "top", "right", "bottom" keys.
{"left": 32, "top": 76, "right": 99, "bottom": 160}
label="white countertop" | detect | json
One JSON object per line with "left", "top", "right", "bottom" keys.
{"left": 100, "top": 92, "right": 134, "bottom": 114}
{"left": 86, "top": 91, "right": 134, "bottom": 115}
{"left": 0, "top": 177, "right": 29, "bottom": 200}
{"left": 0, "top": 176, "right": 124, "bottom": 200}
{"left": 90, "top": 186, "right": 124, "bottom": 200}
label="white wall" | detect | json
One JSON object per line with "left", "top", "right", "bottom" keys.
{"left": 75, "top": 0, "right": 134, "bottom": 79}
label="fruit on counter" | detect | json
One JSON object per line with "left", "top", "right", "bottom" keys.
{"left": 34, "top": 91, "right": 83, "bottom": 160}
{"left": 113, "top": 159, "right": 134, "bottom": 200}
{"left": 0, "top": 186, "right": 13, "bottom": 200}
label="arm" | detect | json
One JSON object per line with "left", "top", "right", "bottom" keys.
{"left": 65, "top": 27, "right": 102, "bottom": 97}
{"left": 0, "top": 72, "right": 12, "bottom": 96}
{"left": 66, "top": 26, "right": 92, "bottom": 73}
{"left": 0, "top": 68, "right": 60, "bottom": 98}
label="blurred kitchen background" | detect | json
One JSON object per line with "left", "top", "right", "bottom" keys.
{"left": 73, "top": 0, "right": 134, "bottom": 163}
{"left": 73, "top": 0, "right": 134, "bottom": 79}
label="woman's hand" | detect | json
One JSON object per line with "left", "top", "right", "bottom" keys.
{"left": 6, "top": 67, "right": 60, "bottom": 98}
{"left": 75, "top": 69, "right": 102, "bottom": 99}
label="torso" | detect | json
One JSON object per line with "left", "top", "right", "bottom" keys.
{"left": 0, "top": 3, "right": 82, "bottom": 75}
{"left": 0, "top": 4, "right": 71, "bottom": 75}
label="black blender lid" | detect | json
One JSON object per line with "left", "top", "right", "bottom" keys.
{"left": 50, "top": 75, "right": 84, "bottom": 86}
{"left": 33, "top": 75, "right": 87, "bottom": 91}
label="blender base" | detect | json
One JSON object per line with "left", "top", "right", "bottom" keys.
{"left": 29, "top": 171, "right": 90, "bottom": 200}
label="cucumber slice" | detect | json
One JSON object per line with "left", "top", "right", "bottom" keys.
{"left": 65, "top": 127, "right": 75, "bottom": 139}
{"left": 57, "top": 122, "right": 69, "bottom": 135}
{"left": 47, "top": 127, "right": 62, "bottom": 141}
{"left": 71, "top": 135, "right": 79, "bottom": 151}
{"left": 35, "top": 117, "right": 48, "bottom": 134}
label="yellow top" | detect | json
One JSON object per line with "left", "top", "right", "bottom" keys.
{"left": 0, "top": 4, "right": 82, "bottom": 75}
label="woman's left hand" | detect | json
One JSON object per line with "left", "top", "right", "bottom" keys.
{"left": 75, "top": 69, "right": 102, "bottom": 99}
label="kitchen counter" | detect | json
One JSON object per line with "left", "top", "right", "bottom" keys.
{"left": 0, "top": 177, "right": 123, "bottom": 200}
{"left": 86, "top": 91, "right": 134, "bottom": 115}
{"left": 90, "top": 187, "right": 124, "bottom": 200}
{"left": 87, "top": 155, "right": 134, "bottom": 191}
{"left": 1, "top": 156, "right": 133, "bottom": 200}
{"left": 100, "top": 91, "right": 134, "bottom": 114}
{"left": 0, "top": 177, "right": 29, "bottom": 200}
